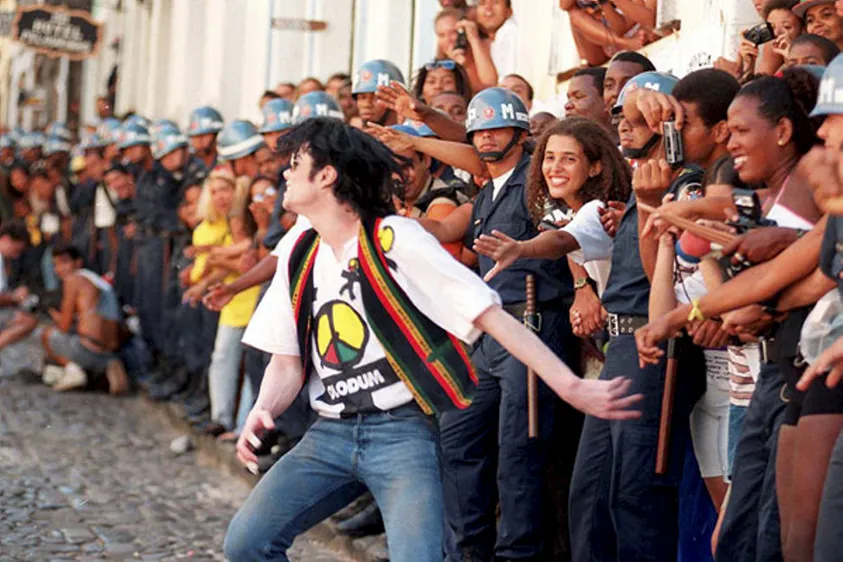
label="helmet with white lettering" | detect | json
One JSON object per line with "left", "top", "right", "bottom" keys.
{"left": 811, "top": 54, "right": 843, "bottom": 116}
{"left": 46, "top": 122, "right": 72, "bottom": 143}
{"left": 465, "top": 87, "right": 530, "bottom": 137}
{"left": 352, "top": 59, "right": 405, "bottom": 96}
{"left": 97, "top": 117, "right": 122, "bottom": 145}
{"left": 612, "top": 71, "right": 679, "bottom": 115}
{"left": 118, "top": 122, "right": 152, "bottom": 150}
{"left": 187, "top": 106, "right": 224, "bottom": 137}
{"left": 292, "top": 92, "right": 345, "bottom": 124}
{"left": 216, "top": 120, "right": 265, "bottom": 161}
{"left": 151, "top": 123, "right": 188, "bottom": 159}
{"left": 259, "top": 98, "right": 295, "bottom": 133}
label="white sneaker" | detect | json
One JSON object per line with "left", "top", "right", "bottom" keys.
{"left": 42, "top": 364, "right": 65, "bottom": 386}
{"left": 53, "top": 363, "right": 88, "bottom": 392}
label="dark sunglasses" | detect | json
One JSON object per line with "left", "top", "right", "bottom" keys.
{"left": 425, "top": 60, "right": 457, "bottom": 71}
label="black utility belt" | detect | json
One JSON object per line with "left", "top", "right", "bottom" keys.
{"left": 142, "top": 227, "right": 177, "bottom": 238}
{"left": 503, "top": 297, "right": 570, "bottom": 333}
{"left": 606, "top": 313, "right": 648, "bottom": 338}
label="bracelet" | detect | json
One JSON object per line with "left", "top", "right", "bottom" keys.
{"left": 688, "top": 299, "right": 705, "bottom": 322}
{"left": 574, "top": 277, "right": 590, "bottom": 290}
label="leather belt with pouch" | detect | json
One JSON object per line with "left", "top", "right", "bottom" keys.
{"left": 503, "top": 302, "right": 542, "bottom": 332}
{"left": 606, "top": 313, "right": 648, "bottom": 338}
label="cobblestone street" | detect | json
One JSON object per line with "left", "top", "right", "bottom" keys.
{"left": 0, "top": 372, "right": 348, "bottom": 562}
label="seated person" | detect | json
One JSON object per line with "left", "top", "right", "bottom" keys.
{"left": 0, "top": 222, "right": 35, "bottom": 360}
{"left": 560, "top": 0, "right": 657, "bottom": 66}
{"left": 41, "top": 245, "right": 129, "bottom": 394}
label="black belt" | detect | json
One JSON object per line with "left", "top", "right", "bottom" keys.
{"left": 143, "top": 227, "right": 175, "bottom": 238}
{"left": 606, "top": 313, "right": 648, "bottom": 338}
{"left": 503, "top": 297, "right": 570, "bottom": 332}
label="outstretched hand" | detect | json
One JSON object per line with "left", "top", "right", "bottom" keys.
{"left": 797, "top": 337, "right": 843, "bottom": 392}
{"left": 375, "top": 81, "right": 431, "bottom": 122}
{"left": 567, "top": 377, "right": 643, "bottom": 420}
{"left": 365, "top": 122, "right": 416, "bottom": 154}
{"left": 473, "top": 230, "right": 521, "bottom": 281}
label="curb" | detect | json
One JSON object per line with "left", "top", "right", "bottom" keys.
{"left": 137, "top": 395, "right": 388, "bottom": 562}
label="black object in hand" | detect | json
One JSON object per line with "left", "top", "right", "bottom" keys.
{"left": 455, "top": 29, "right": 468, "bottom": 50}
{"left": 743, "top": 22, "right": 775, "bottom": 46}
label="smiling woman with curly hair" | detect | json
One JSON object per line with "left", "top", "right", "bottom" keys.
{"left": 473, "top": 116, "right": 631, "bottom": 294}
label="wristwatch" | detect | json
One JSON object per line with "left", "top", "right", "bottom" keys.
{"left": 574, "top": 277, "right": 590, "bottom": 290}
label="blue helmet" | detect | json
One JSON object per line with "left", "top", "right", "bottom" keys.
{"left": 352, "top": 59, "right": 405, "bottom": 96}
{"left": 400, "top": 119, "right": 437, "bottom": 137}
{"left": 259, "top": 98, "right": 295, "bottom": 133}
{"left": 43, "top": 136, "right": 72, "bottom": 155}
{"left": 150, "top": 119, "right": 179, "bottom": 137}
{"left": 124, "top": 114, "right": 150, "bottom": 129}
{"left": 292, "top": 92, "right": 344, "bottom": 124}
{"left": 97, "top": 117, "right": 122, "bottom": 145}
{"left": 80, "top": 132, "right": 106, "bottom": 151}
{"left": 465, "top": 87, "right": 530, "bottom": 136}
{"left": 812, "top": 55, "right": 843, "bottom": 116}
{"left": 17, "top": 131, "right": 44, "bottom": 150}
{"left": 0, "top": 134, "right": 15, "bottom": 150}
{"left": 46, "top": 122, "right": 72, "bottom": 143}
{"left": 216, "top": 120, "right": 265, "bottom": 161}
{"left": 187, "top": 106, "right": 224, "bottom": 137}
{"left": 118, "top": 122, "right": 152, "bottom": 149}
{"left": 613, "top": 71, "right": 679, "bottom": 115}
{"left": 10, "top": 126, "right": 24, "bottom": 144}
{"left": 152, "top": 124, "right": 188, "bottom": 159}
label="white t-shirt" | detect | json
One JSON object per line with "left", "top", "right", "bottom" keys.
{"left": 492, "top": 168, "right": 515, "bottom": 201}
{"left": 245, "top": 215, "right": 501, "bottom": 419}
{"left": 491, "top": 18, "right": 519, "bottom": 78}
{"left": 562, "top": 200, "right": 613, "bottom": 295}
{"left": 94, "top": 184, "right": 118, "bottom": 229}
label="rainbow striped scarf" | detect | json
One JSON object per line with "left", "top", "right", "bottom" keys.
{"left": 288, "top": 217, "right": 477, "bottom": 416}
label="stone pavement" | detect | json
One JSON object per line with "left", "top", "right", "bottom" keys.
{"left": 0, "top": 373, "right": 352, "bottom": 562}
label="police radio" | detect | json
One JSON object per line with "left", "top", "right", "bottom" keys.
{"left": 663, "top": 120, "right": 684, "bottom": 168}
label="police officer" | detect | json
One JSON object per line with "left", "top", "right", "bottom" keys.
{"left": 1, "top": 134, "right": 16, "bottom": 180}
{"left": 352, "top": 59, "right": 405, "bottom": 126}
{"left": 18, "top": 131, "right": 44, "bottom": 165}
{"left": 97, "top": 117, "right": 123, "bottom": 165}
{"left": 569, "top": 72, "right": 705, "bottom": 562}
{"left": 439, "top": 87, "right": 575, "bottom": 561}
{"left": 130, "top": 120, "right": 184, "bottom": 387}
{"left": 118, "top": 121, "right": 154, "bottom": 181}
{"left": 187, "top": 106, "right": 225, "bottom": 170}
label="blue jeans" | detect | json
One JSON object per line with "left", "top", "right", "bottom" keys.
{"left": 727, "top": 403, "right": 748, "bottom": 477}
{"left": 224, "top": 406, "right": 443, "bottom": 562}
{"left": 209, "top": 324, "right": 247, "bottom": 431}
{"left": 715, "top": 362, "right": 784, "bottom": 562}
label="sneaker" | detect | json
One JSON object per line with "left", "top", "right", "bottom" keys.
{"left": 53, "top": 363, "right": 88, "bottom": 392}
{"left": 42, "top": 364, "right": 65, "bottom": 386}
{"left": 105, "top": 359, "right": 130, "bottom": 395}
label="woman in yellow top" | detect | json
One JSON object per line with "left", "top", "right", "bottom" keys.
{"left": 184, "top": 167, "right": 262, "bottom": 436}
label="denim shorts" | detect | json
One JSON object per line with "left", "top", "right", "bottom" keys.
{"left": 45, "top": 329, "right": 115, "bottom": 373}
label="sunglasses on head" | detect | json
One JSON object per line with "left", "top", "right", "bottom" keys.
{"left": 425, "top": 60, "right": 457, "bottom": 71}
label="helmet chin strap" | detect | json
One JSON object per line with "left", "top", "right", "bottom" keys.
{"left": 622, "top": 133, "right": 661, "bottom": 160}
{"left": 476, "top": 130, "right": 523, "bottom": 162}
